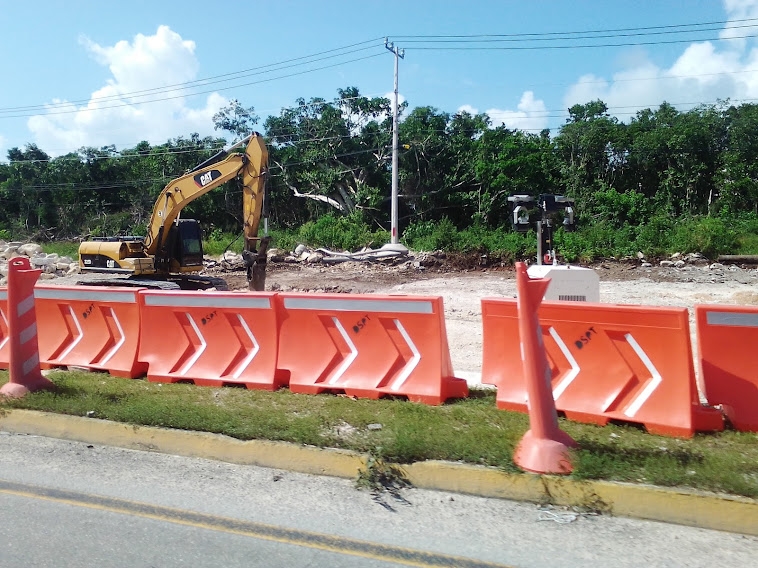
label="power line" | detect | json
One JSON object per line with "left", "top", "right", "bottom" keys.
{"left": 1, "top": 147, "right": 389, "bottom": 192}
{"left": 396, "top": 23, "right": 758, "bottom": 44}
{"left": 0, "top": 52, "right": 387, "bottom": 120}
{"left": 391, "top": 17, "right": 758, "bottom": 40}
{"left": 406, "top": 33, "right": 758, "bottom": 51}
{"left": 0, "top": 38, "right": 385, "bottom": 115}
{"left": 5, "top": 18, "right": 756, "bottom": 118}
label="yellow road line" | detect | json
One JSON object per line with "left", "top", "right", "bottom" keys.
{"left": 0, "top": 480, "right": 512, "bottom": 568}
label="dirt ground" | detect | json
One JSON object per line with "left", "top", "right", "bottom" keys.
{"left": 214, "top": 255, "right": 758, "bottom": 382}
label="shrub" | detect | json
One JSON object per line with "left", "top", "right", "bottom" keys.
{"left": 669, "top": 217, "right": 739, "bottom": 258}
{"left": 296, "top": 213, "right": 387, "bottom": 251}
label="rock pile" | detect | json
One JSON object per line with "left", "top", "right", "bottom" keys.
{"left": 0, "top": 241, "right": 79, "bottom": 286}
{"left": 204, "top": 243, "right": 416, "bottom": 270}
{"left": 635, "top": 251, "right": 710, "bottom": 268}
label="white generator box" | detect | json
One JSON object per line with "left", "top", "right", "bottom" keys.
{"left": 526, "top": 265, "right": 600, "bottom": 302}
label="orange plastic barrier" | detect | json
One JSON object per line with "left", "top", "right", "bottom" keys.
{"left": 34, "top": 285, "right": 147, "bottom": 378}
{"left": 276, "top": 293, "right": 468, "bottom": 405}
{"left": 137, "top": 290, "right": 283, "bottom": 390}
{"left": 0, "top": 287, "right": 8, "bottom": 370}
{"left": 0, "top": 258, "right": 53, "bottom": 397}
{"left": 511, "top": 263, "right": 576, "bottom": 474}
{"left": 481, "top": 298, "right": 723, "bottom": 437}
{"left": 696, "top": 305, "right": 758, "bottom": 432}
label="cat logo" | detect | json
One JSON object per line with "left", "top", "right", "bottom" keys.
{"left": 195, "top": 170, "right": 221, "bottom": 188}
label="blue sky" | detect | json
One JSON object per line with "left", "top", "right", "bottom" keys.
{"left": 0, "top": 0, "right": 755, "bottom": 159}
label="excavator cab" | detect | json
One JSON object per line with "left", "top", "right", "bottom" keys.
{"left": 161, "top": 219, "right": 205, "bottom": 273}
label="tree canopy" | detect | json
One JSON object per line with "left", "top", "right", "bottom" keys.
{"left": 2, "top": 89, "right": 757, "bottom": 244}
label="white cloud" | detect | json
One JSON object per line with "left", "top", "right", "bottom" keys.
{"left": 461, "top": 91, "right": 549, "bottom": 132}
{"left": 457, "top": 104, "right": 478, "bottom": 116}
{"left": 562, "top": 1, "right": 758, "bottom": 121}
{"left": 384, "top": 91, "right": 406, "bottom": 115}
{"left": 28, "top": 26, "right": 228, "bottom": 156}
{"left": 721, "top": 0, "right": 758, "bottom": 42}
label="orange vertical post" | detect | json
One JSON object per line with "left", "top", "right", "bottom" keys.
{"left": 512, "top": 262, "right": 577, "bottom": 474}
{"left": 0, "top": 258, "right": 53, "bottom": 398}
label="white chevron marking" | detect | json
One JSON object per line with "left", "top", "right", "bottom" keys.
{"left": 231, "top": 314, "right": 260, "bottom": 380}
{"left": 98, "top": 308, "right": 125, "bottom": 365}
{"left": 623, "top": 333, "right": 662, "bottom": 418}
{"left": 57, "top": 306, "right": 83, "bottom": 361}
{"left": 548, "top": 327, "right": 581, "bottom": 401}
{"left": 0, "top": 308, "right": 8, "bottom": 353}
{"left": 389, "top": 319, "right": 421, "bottom": 392}
{"left": 178, "top": 314, "right": 207, "bottom": 376}
{"left": 327, "top": 317, "right": 358, "bottom": 385}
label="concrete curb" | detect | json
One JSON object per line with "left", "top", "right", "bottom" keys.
{"left": 1, "top": 409, "right": 756, "bottom": 536}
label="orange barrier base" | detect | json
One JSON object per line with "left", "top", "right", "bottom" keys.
{"left": 286, "top": 382, "right": 468, "bottom": 405}
{"left": 514, "top": 430, "right": 575, "bottom": 475}
{"left": 0, "top": 374, "right": 54, "bottom": 399}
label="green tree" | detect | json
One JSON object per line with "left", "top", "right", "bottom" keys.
{"left": 263, "top": 87, "right": 393, "bottom": 228}
{"left": 213, "top": 99, "right": 259, "bottom": 140}
{"left": 474, "top": 127, "right": 559, "bottom": 227}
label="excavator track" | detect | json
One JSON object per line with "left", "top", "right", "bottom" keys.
{"left": 76, "top": 278, "right": 181, "bottom": 290}
{"left": 76, "top": 275, "right": 229, "bottom": 291}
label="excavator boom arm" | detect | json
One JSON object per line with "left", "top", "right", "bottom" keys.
{"left": 144, "top": 133, "right": 268, "bottom": 258}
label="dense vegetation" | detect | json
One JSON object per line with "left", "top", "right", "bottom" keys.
{"left": 3, "top": 90, "right": 758, "bottom": 261}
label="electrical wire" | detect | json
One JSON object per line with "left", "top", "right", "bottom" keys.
{"left": 0, "top": 52, "right": 387, "bottom": 120}
{"left": 390, "top": 17, "right": 758, "bottom": 40}
{"left": 406, "top": 33, "right": 758, "bottom": 51}
{"left": 0, "top": 39, "right": 386, "bottom": 115}
{"left": 0, "top": 146, "right": 390, "bottom": 193}
{"left": 5, "top": 18, "right": 757, "bottom": 118}
{"left": 397, "top": 23, "right": 758, "bottom": 44}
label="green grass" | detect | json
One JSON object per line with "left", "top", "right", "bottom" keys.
{"left": 40, "top": 241, "right": 80, "bottom": 259}
{"left": 1, "top": 370, "right": 757, "bottom": 498}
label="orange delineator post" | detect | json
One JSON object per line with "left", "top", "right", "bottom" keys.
{"left": 34, "top": 285, "right": 148, "bottom": 378}
{"left": 481, "top": 297, "right": 724, "bottom": 438}
{"left": 512, "top": 263, "right": 576, "bottom": 474}
{"left": 137, "top": 290, "right": 283, "bottom": 390}
{"left": 276, "top": 293, "right": 468, "bottom": 405}
{"left": 695, "top": 305, "right": 758, "bottom": 432}
{"left": 0, "top": 287, "right": 8, "bottom": 370}
{"left": 0, "top": 258, "right": 53, "bottom": 398}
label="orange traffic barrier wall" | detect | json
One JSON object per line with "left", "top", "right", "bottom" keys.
{"left": 137, "top": 290, "right": 283, "bottom": 390}
{"left": 481, "top": 298, "right": 723, "bottom": 437}
{"left": 34, "top": 285, "right": 147, "bottom": 378}
{"left": 0, "top": 287, "right": 8, "bottom": 369}
{"left": 276, "top": 293, "right": 468, "bottom": 405}
{"left": 696, "top": 305, "right": 758, "bottom": 432}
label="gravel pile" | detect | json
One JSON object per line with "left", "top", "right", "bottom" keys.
{"left": 0, "top": 241, "right": 79, "bottom": 286}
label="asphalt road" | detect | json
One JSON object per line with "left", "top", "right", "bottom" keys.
{"left": 0, "top": 431, "right": 756, "bottom": 567}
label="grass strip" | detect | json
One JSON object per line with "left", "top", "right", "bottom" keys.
{"left": 1, "top": 370, "right": 757, "bottom": 499}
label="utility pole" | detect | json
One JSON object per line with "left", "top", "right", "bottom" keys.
{"left": 385, "top": 38, "right": 404, "bottom": 244}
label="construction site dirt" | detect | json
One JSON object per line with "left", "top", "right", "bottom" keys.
{"left": 208, "top": 255, "right": 758, "bottom": 382}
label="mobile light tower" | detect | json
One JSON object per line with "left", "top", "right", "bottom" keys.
{"left": 507, "top": 194, "right": 599, "bottom": 302}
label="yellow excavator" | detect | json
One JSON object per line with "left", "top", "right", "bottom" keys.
{"left": 78, "top": 133, "right": 270, "bottom": 291}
